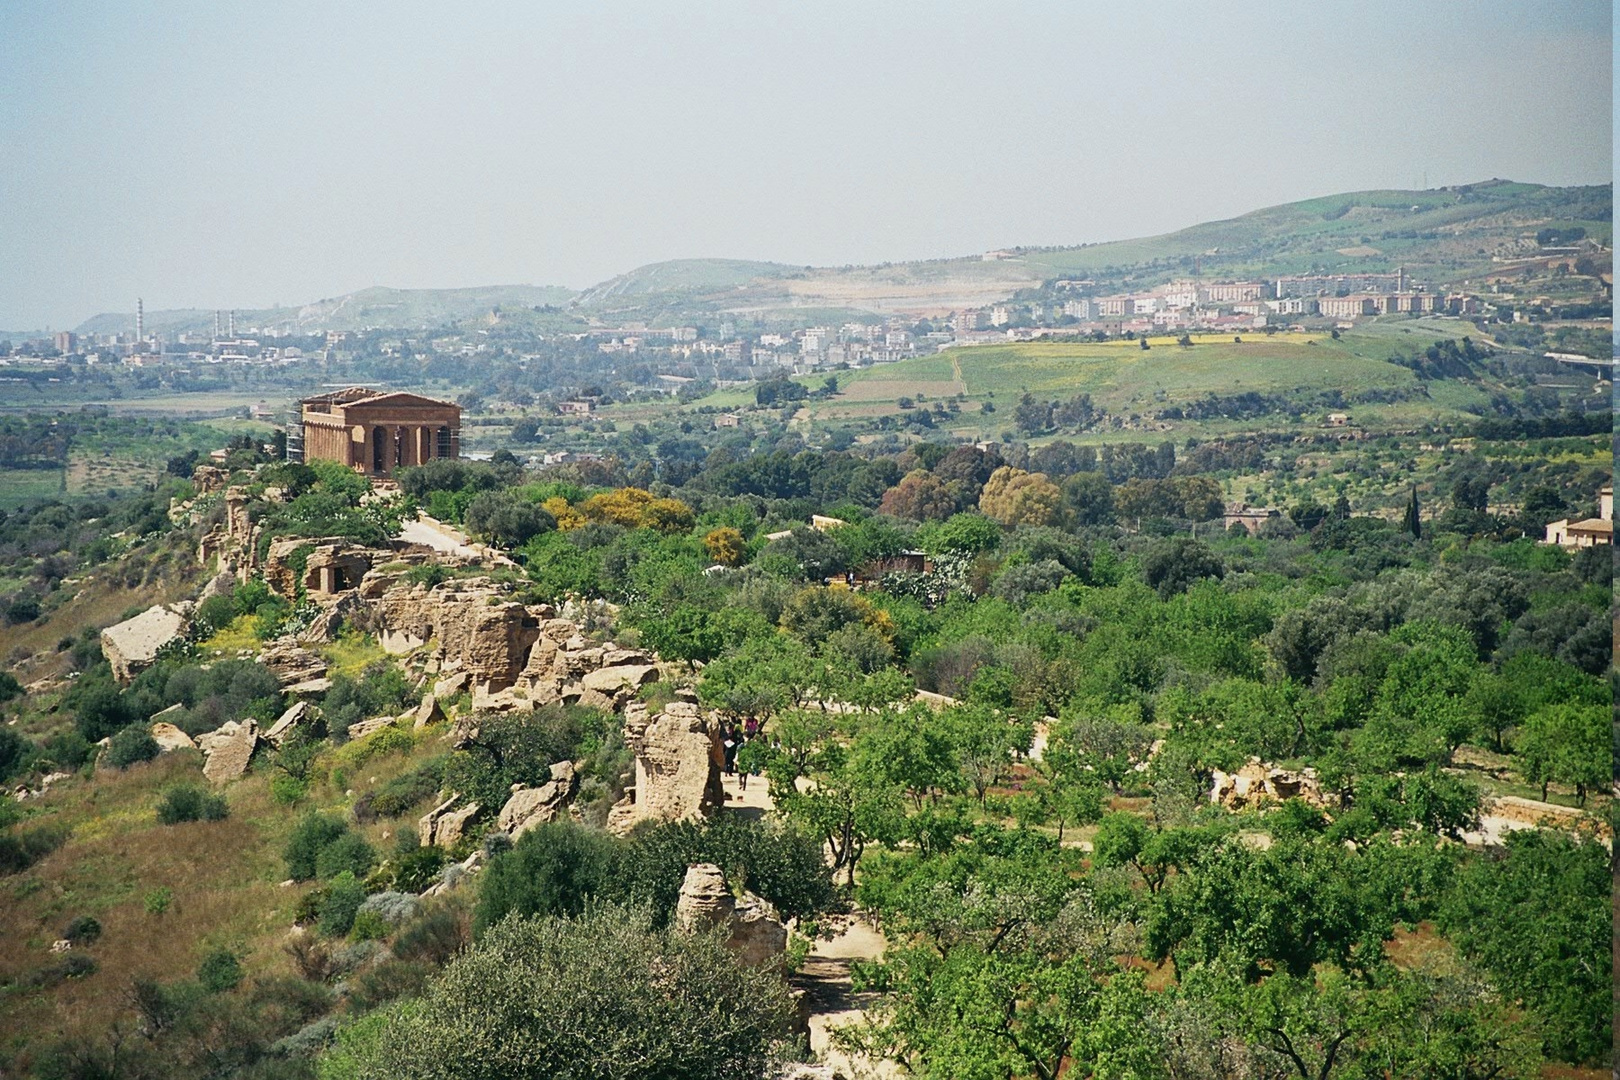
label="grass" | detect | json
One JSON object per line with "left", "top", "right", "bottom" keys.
{"left": 0, "top": 754, "right": 306, "bottom": 1052}
{"left": 197, "top": 615, "right": 262, "bottom": 659}
{"left": 0, "top": 468, "right": 66, "bottom": 509}
{"left": 653, "top": 321, "right": 1515, "bottom": 444}
{"left": 318, "top": 630, "right": 389, "bottom": 679}
{"left": 0, "top": 671, "right": 455, "bottom": 1063}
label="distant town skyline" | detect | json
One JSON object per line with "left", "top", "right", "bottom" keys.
{"left": 1, "top": 0, "right": 1611, "bottom": 330}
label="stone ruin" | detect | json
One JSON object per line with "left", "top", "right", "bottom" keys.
{"left": 607, "top": 696, "right": 726, "bottom": 836}
{"left": 1209, "top": 758, "right": 1329, "bottom": 811}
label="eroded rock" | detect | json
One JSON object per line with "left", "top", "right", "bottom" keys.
{"left": 102, "top": 605, "right": 190, "bottom": 683}
{"left": 258, "top": 641, "right": 329, "bottom": 688}
{"left": 347, "top": 715, "right": 397, "bottom": 741}
{"left": 497, "top": 761, "right": 578, "bottom": 838}
{"left": 200, "top": 719, "right": 258, "bottom": 784}
{"left": 1210, "top": 759, "right": 1327, "bottom": 810}
{"left": 264, "top": 701, "right": 313, "bottom": 745}
{"left": 412, "top": 694, "right": 446, "bottom": 730}
{"left": 421, "top": 799, "right": 481, "bottom": 848}
{"left": 675, "top": 863, "right": 788, "bottom": 969}
{"left": 607, "top": 700, "right": 723, "bottom": 835}
{"left": 150, "top": 723, "right": 196, "bottom": 753}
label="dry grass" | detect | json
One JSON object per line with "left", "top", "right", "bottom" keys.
{"left": 0, "top": 754, "right": 311, "bottom": 1054}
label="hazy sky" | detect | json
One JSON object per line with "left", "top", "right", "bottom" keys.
{"left": 1, "top": 0, "right": 1611, "bottom": 329}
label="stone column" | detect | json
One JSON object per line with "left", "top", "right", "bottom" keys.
{"left": 400, "top": 423, "right": 418, "bottom": 468}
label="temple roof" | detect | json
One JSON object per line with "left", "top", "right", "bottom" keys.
{"left": 302, "top": 387, "right": 458, "bottom": 411}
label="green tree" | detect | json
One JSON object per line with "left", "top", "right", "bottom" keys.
{"left": 1140, "top": 537, "right": 1224, "bottom": 598}
{"left": 344, "top": 907, "right": 796, "bottom": 1080}
{"left": 475, "top": 820, "right": 620, "bottom": 933}
{"left": 1515, "top": 702, "right": 1608, "bottom": 804}
{"left": 1439, "top": 829, "right": 1610, "bottom": 1065}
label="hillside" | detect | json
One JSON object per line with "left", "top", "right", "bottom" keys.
{"left": 567, "top": 179, "right": 1610, "bottom": 324}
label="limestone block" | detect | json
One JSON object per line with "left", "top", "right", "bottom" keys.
{"left": 202, "top": 719, "right": 258, "bottom": 784}
{"left": 102, "top": 605, "right": 189, "bottom": 683}
{"left": 150, "top": 723, "right": 196, "bottom": 753}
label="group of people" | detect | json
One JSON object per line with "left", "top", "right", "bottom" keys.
{"left": 720, "top": 717, "right": 771, "bottom": 790}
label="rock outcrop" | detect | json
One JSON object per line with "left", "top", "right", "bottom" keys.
{"left": 347, "top": 715, "right": 397, "bottom": 741}
{"left": 607, "top": 698, "right": 724, "bottom": 835}
{"left": 264, "top": 700, "right": 314, "bottom": 745}
{"left": 419, "top": 795, "right": 482, "bottom": 848}
{"left": 198, "top": 720, "right": 258, "bottom": 784}
{"left": 497, "top": 762, "right": 578, "bottom": 838}
{"left": 258, "top": 641, "right": 329, "bottom": 688}
{"left": 412, "top": 694, "right": 446, "bottom": 729}
{"left": 675, "top": 863, "right": 788, "bottom": 969}
{"left": 150, "top": 723, "right": 196, "bottom": 753}
{"left": 102, "top": 605, "right": 190, "bottom": 683}
{"left": 371, "top": 578, "right": 546, "bottom": 694}
{"left": 1210, "top": 759, "right": 1327, "bottom": 810}
{"left": 262, "top": 538, "right": 380, "bottom": 599}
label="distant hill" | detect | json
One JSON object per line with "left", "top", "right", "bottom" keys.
{"left": 66, "top": 180, "right": 1611, "bottom": 335}
{"left": 1016, "top": 179, "right": 1612, "bottom": 283}
{"left": 74, "top": 284, "right": 577, "bottom": 338}
{"left": 567, "top": 179, "right": 1610, "bottom": 325}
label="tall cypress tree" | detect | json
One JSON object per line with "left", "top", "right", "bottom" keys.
{"left": 1404, "top": 485, "right": 1421, "bottom": 538}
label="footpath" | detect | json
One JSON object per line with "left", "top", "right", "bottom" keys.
{"left": 720, "top": 772, "right": 897, "bottom": 1079}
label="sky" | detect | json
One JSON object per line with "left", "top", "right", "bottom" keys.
{"left": 0, "top": 0, "right": 1611, "bottom": 330}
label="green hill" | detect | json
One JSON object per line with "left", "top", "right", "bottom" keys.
{"left": 570, "top": 180, "right": 1609, "bottom": 324}
{"left": 64, "top": 180, "right": 1612, "bottom": 336}
{"left": 1016, "top": 179, "right": 1612, "bottom": 284}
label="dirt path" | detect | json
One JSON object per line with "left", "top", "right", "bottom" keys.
{"left": 718, "top": 773, "right": 899, "bottom": 1078}
{"left": 796, "top": 918, "right": 898, "bottom": 1080}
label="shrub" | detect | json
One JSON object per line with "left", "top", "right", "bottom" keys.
{"left": 358, "top": 890, "right": 420, "bottom": 927}
{"left": 346, "top": 906, "right": 795, "bottom": 1079}
{"left": 0, "top": 822, "right": 70, "bottom": 876}
{"left": 368, "top": 757, "right": 447, "bottom": 817}
{"left": 0, "top": 728, "right": 27, "bottom": 784}
{"left": 319, "top": 872, "right": 368, "bottom": 937}
{"left": 324, "top": 663, "right": 419, "bottom": 742}
{"left": 314, "top": 831, "right": 377, "bottom": 881}
{"left": 387, "top": 844, "right": 448, "bottom": 893}
{"left": 269, "top": 1015, "right": 340, "bottom": 1059}
{"left": 285, "top": 812, "right": 350, "bottom": 881}
{"left": 621, "top": 816, "right": 838, "bottom": 926}
{"left": 474, "top": 820, "right": 621, "bottom": 933}
{"left": 197, "top": 948, "right": 243, "bottom": 993}
{"left": 270, "top": 774, "right": 309, "bottom": 806}
{"left": 442, "top": 706, "right": 592, "bottom": 809}
{"left": 156, "top": 784, "right": 229, "bottom": 825}
{"left": 349, "top": 909, "right": 392, "bottom": 942}
{"left": 195, "top": 593, "right": 237, "bottom": 633}
{"left": 63, "top": 915, "right": 101, "bottom": 944}
{"left": 392, "top": 903, "right": 470, "bottom": 967}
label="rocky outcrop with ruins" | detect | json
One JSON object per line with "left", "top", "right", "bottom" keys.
{"left": 607, "top": 696, "right": 725, "bottom": 835}
{"left": 1210, "top": 759, "right": 1328, "bottom": 810}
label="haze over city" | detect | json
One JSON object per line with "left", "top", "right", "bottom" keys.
{"left": 0, "top": 0, "right": 1611, "bottom": 330}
